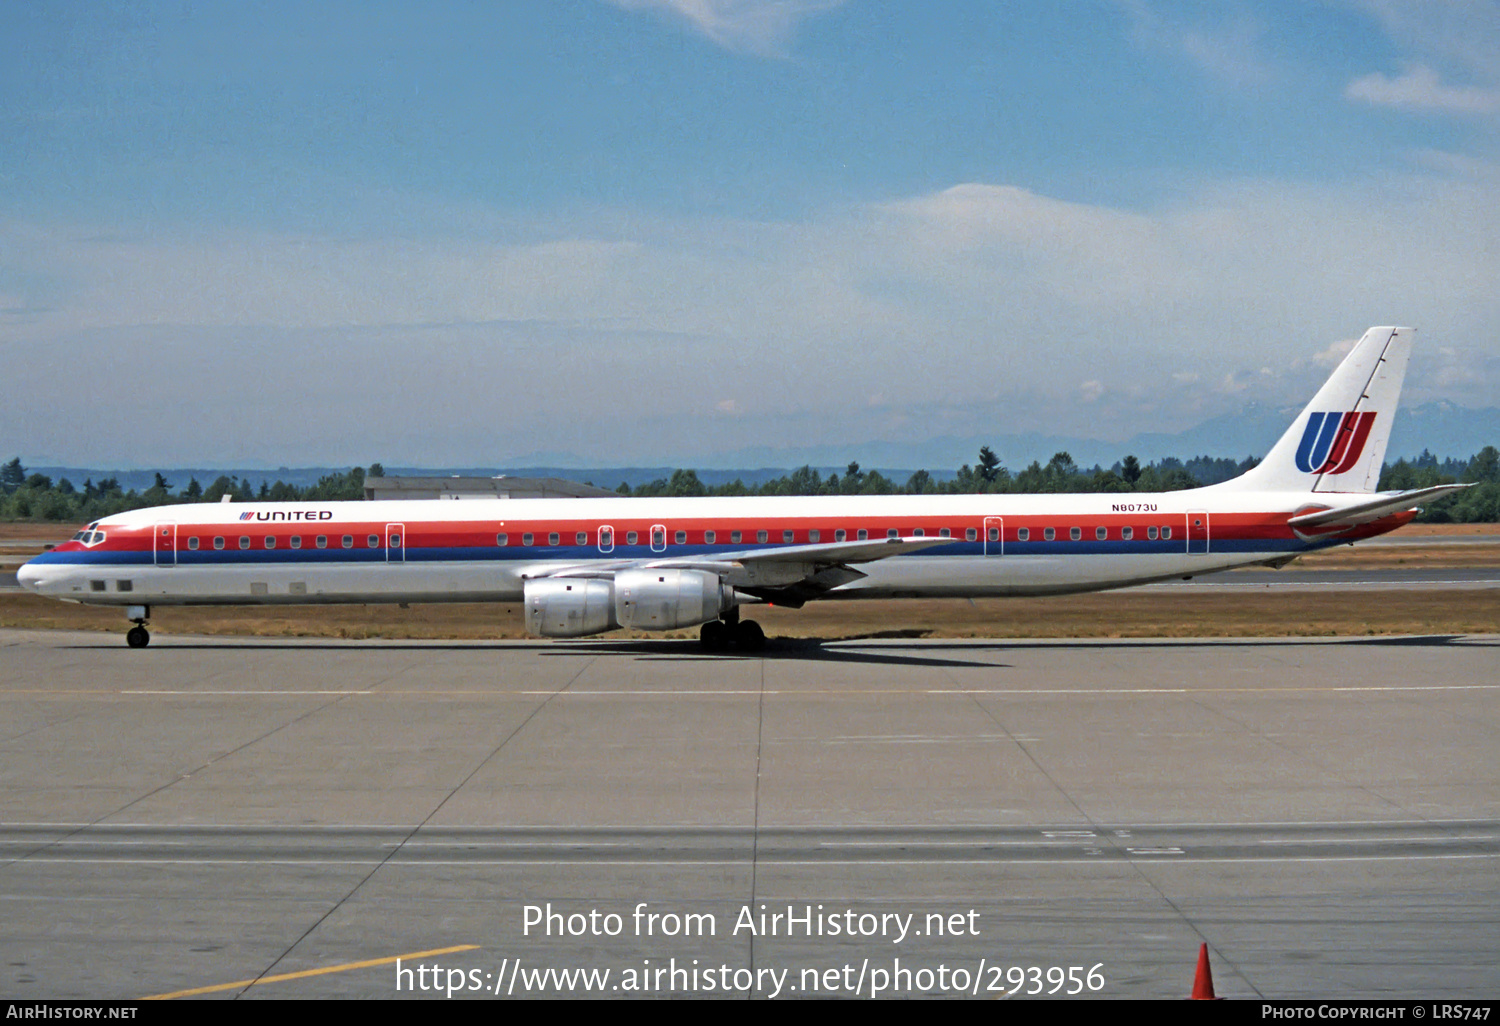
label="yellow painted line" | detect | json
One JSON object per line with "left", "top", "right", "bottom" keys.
{"left": 142, "top": 943, "right": 479, "bottom": 1000}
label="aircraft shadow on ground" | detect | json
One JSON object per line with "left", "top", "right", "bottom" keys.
{"left": 58, "top": 632, "right": 1492, "bottom": 667}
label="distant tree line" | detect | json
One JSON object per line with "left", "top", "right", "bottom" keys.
{"left": 2, "top": 448, "right": 1496, "bottom": 522}
{"left": 612, "top": 445, "right": 1500, "bottom": 522}
{"left": 0, "top": 460, "right": 382, "bottom": 523}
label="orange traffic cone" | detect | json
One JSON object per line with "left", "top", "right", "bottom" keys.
{"left": 1190, "top": 942, "right": 1220, "bottom": 999}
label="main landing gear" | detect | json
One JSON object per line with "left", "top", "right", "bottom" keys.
{"left": 124, "top": 605, "right": 150, "bottom": 648}
{"left": 699, "top": 617, "right": 766, "bottom": 653}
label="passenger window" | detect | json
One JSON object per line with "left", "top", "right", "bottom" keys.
{"left": 887, "top": 529, "right": 898, "bottom": 539}
{"left": 705, "top": 530, "right": 716, "bottom": 544}
{"left": 783, "top": 530, "right": 794, "bottom": 543}
{"left": 965, "top": 528, "right": 976, "bottom": 542}
{"left": 1147, "top": 526, "right": 1158, "bottom": 540}
{"left": 939, "top": 528, "right": 951, "bottom": 538}
{"left": 676, "top": 530, "right": 686, "bottom": 544}
{"left": 626, "top": 531, "right": 638, "bottom": 545}
{"left": 265, "top": 536, "right": 276, "bottom": 549}
{"left": 239, "top": 536, "right": 250, "bottom": 550}
{"left": 214, "top": 536, "right": 225, "bottom": 550}
{"left": 1017, "top": 528, "right": 1029, "bottom": 542}
{"left": 497, "top": 533, "right": 508, "bottom": 546}
{"left": 523, "top": 533, "right": 534, "bottom": 546}
{"left": 390, "top": 534, "right": 402, "bottom": 547}
{"left": 368, "top": 535, "right": 379, "bottom": 547}
{"left": 1122, "top": 526, "right": 1133, "bottom": 541}
{"left": 1069, "top": 527, "right": 1081, "bottom": 541}
{"left": 90, "top": 580, "right": 106, "bottom": 592}
{"left": 1162, "top": 526, "right": 1172, "bottom": 540}
{"left": 548, "top": 532, "right": 559, "bottom": 546}
{"left": 835, "top": 529, "right": 846, "bottom": 542}
{"left": 987, "top": 527, "right": 999, "bottom": 542}
{"left": 315, "top": 535, "right": 327, "bottom": 549}
{"left": 572, "top": 532, "right": 583, "bottom": 545}
{"left": 757, "top": 530, "right": 768, "bottom": 543}
{"left": 1043, "top": 527, "right": 1055, "bottom": 541}
{"left": 188, "top": 537, "right": 199, "bottom": 551}
{"left": 731, "top": 531, "right": 742, "bottom": 544}
{"left": 809, "top": 530, "right": 820, "bottom": 543}
{"left": 1096, "top": 526, "right": 1107, "bottom": 541}
{"left": 913, "top": 528, "right": 925, "bottom": 537}
{"left": 857, "top": 529, "right": 868, "bottom": 541}
{"left": 342, "top": 535, "right": 353, "bottom": 548}
{"left": 116, "top": 580, "right": 133, "bottom": 592}
{"left": 290, "top": 536, "right": 302, "bottom": 549}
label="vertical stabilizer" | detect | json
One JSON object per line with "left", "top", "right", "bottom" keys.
{"left": 1222, "top": 327, "right": 1413, "bottom": 494}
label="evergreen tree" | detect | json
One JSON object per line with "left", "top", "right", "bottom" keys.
{"left": 977, "top": 446, "right": 1000, "bottom": 484}
{"left": 0, "top": 458, "right": 24, "bottom": 491}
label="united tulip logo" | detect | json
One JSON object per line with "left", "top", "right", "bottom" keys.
{"left": 1295, "top": 411, "right": 1376, "bottom": 474}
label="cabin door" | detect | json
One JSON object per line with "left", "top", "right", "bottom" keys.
{"left": 984, "top": 517, "right": 1004, "bottom": 556}
{"left": 153, "top": 522, "right": 177, "bottom": 567}
{"left": 385, "top": 523, "right": 406, "bottom": 563}
{"left": 1186, "top": 511, "right": 1210, "bottom": 554}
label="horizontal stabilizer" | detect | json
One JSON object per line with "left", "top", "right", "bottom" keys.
{"left": 1287, "top": 484, "right": 1472, "bottom": 536}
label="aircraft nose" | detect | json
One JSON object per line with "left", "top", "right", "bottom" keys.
{"left": 16, "top": 560, "right": 45, "bottom": 593}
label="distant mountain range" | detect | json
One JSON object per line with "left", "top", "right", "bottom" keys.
{"left": 26, "top": 401, "right": 1498, "bottom": 492}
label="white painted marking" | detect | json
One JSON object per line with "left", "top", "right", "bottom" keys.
{"left": 1257, "top": 835, "right": 1495, "bottom": 845}
{"left": 42, "top": 683, "right": 1500, "bottom": 697}
{"left": 9, "top": 853, "right": 1500, "bottom": 867}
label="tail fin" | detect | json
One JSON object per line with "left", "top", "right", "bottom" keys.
{"left": 1223, "top": 326, "right": 1413, "bottom": 494}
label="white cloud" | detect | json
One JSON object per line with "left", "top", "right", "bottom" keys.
{"left": 5, "top": 160, "right": 1498, "bottom": 463}
{"left": 1310, "top": 337, "right": 1359, "bottom": 369}
{"left": 1117, "top": 1, "right": 1278, "bottom": 87}
{"left": 1346, "top": 64, "right": 1500, "bottom": 116}
{"left": 606, "top": 0, "right": 845, "bottom": 57}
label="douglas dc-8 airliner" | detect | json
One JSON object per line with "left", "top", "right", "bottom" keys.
{"left": 19, "top": 327, "right": 1468, "bottom": 649}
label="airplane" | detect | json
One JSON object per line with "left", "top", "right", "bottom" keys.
{"left": 17, "top": 326, "right": 1469, "bottom": 650}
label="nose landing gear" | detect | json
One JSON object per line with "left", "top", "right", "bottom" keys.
{"left": 124, "top": 605, "right": 151, "bottom": 648}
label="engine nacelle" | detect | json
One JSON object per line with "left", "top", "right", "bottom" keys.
{"left": 615, "top": 569, "right": 735, "bottom": 630}
{"left": 524, "top": 578, "right": 619, "bottom": 638}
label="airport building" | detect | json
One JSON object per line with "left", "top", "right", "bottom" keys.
{"left": 362, "top": 476, "right": 618, "bottom": 501}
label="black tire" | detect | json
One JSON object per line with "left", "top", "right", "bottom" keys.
{"left": 126, "top": 626, "right": 150, "bottom": 649}
{"left": 734, "top": 619, "right": 765, "bottom": 652}
{"left": 700, "top": 620, "right": 730, "bottom": 651}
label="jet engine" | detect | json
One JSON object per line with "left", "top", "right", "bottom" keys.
{"left": 523, "top": 578, "right": 618, "bottom": 638}
{"left": 614, "top": 569, "right": 735, "bottom": 630}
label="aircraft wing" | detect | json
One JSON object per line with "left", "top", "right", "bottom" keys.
{"left": 538, "top": 535, "right": 954, "bottom": 605}
{"left": 1287, "top": 484, "right": 1472, "bottom": 536}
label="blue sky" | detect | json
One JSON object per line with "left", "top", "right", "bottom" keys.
{"left": 3, "top": 1, "right": 1497, "bottom": 467}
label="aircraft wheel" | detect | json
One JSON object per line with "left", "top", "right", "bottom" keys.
{"left": 126, "top": 626, "right": 150, "bottom": 649}
{"left": 700, "top": 620, "right": 730, "bottom": 651}
{"left": 734, "top": 619, "right": 765, "bottom": 652}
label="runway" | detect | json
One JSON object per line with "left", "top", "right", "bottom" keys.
{"left": 1, "top": 629, "right": 1497, "bottom": 999}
